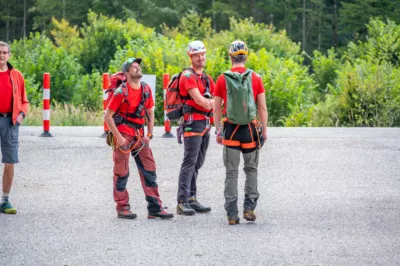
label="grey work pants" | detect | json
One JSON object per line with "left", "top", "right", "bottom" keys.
{"left": 223, "top": 146, "right": 259, "bottom": 217}
{"left": 177, "top": 120, "right": 210, "bottom": 203}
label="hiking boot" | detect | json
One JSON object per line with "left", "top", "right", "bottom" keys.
{"left": 176, "top": 202, "right": 196, "bottom": 215}
{"left": 227, "top": 216, "right": 240, "bottom": 225}
{"left": 117, "top": 206, "right": 137, "bottom": 219}
{"left": 243, "top": 209, "right": 256, "bottom": 221}
{"left": 189, "top": 197, "right": 211, "bottom": 213}
{"left": 0, "top": 201, "right": 16, "bottom": 214}
{"left": 148, "top": 207, "right": 174, "bottom": 219}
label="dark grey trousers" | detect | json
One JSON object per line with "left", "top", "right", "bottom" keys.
{"left": 223, "top": 146, "right": 259, "bottom": 217}
{"left": 177, "top": 120, "right": 210, "bottom": 203}
{"left": 0, "top": 117, "right": 19, "bottom": 164}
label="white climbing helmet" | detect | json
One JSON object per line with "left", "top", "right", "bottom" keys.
{"left": 187, "top": 40, "right": 207, "bottom": 55}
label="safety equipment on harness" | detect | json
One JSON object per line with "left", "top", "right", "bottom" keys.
{"left": 106, "top": 131, "right": 115, "bottom": 147}
{"left": 187, "top": 40, "right": 207, "bottom": 55}
{"left": 165, "top": 68, "right": 212, "bottom": 121}
{"left": 221, "top": 118, "right": 264, "bottom": 150}
{"left": 253, "top": 120, "right": 265, "bottom": 149}
{"left": 176, "top": 122, "right": 184, "bottom": 144}
{"left": 229, "top": 40, "right": 249, "bottom": 56}
{"left": 107, "top": 130, "right": 147, "bottom": 155}
{"left": 223, "top": 69, "right": 257, "bottom": 125}
{"left": 183, "top": 124, "right": 210, "bottom": 138}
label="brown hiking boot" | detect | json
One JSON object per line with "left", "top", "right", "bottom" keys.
{"left": 243, "top": 209, "right": 256, "bottom": 221}
{"left": 117, "top": 206, "right": 137, "bottom": 219}
{"left": 227, "top": 216, "right": 240, "bottom": 225}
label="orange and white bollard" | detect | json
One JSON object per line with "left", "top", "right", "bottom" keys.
{"left": 162, "top": 73, "right": 174, "bottom": 138}
{"left": 40, "top": 73, "right": 53, "bottom": 137}
{"left": 101, "top": 73, "right": 110, "bottom": 138}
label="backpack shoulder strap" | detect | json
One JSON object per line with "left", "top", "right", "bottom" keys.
{"left": 139, "top": 81, "right": 151, "bottom": 122}
{"left": 201, "top": 71, "right": 211, "bottom": 93}
{"left": 242, "top": 68, "right": 253, "bottom": 78}
{"left": 181, "top": 68, "right": 197, "bottom": 81}
{"left": 224, "top": 69, "right": 253, "bottom": 82}
{"left": 223, "top": 70, "right": 236, "bottom": 79}
{"left": 140, "top": 81, "right": 150, "bottom": 98}
{"left": 121, "top": 82, "right": 128, "bottom": 97}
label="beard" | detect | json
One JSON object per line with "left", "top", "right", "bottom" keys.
{"left": 129, "top": 70, "right": 143, "bottom": 79}
{"left": 192, "top": 61, "right": 206, "bottom": 69}
{"left": 130, "top": 73, "right": 143, "bottom": 79}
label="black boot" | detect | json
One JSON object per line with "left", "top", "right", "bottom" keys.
{"left": 189, "top": 197, "right": 211, "bottom": 213}
{"left": 176, "top": 202, "right": 196, "bottom": 215}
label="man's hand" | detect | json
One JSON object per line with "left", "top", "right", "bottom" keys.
{"left": 16, "top": 113, "right": 24, "bottom": 124}
{"left": 216, "top": 130, "right": 223, "bottom": 145}
{"left": 117, "top": 136, "right": 127, "bottom": 147}
{"left": 205, "top": 99, "right": 214, "bottom": 110}
{"left": 146, "top": 133, "right": 153, "bottom": 142}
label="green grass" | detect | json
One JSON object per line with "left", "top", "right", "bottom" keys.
{"left": 24, "top": 103, "right": 104, "bottom": 126}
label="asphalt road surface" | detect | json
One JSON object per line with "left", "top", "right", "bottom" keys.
{"left": 1, "top": 126, "right": 399, "bottom": 266}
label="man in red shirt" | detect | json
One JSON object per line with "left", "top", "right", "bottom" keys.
{"left": 214, "top": 40, "right": 268, "bottom": 225}
{"left": 104, "top": 58, "right": 173, "bottom": 220}
{"left": 176, "top": 41, "right": 215, "bottom": 215}
{"left": 0, "top": 41, "right": 29, "bottom": 214}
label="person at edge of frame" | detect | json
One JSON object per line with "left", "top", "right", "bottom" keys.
{"left": 0, "top": 41, "right": 29, "bottom": 215}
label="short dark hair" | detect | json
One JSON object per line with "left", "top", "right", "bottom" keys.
{"left": 0, "top": 41, "right": 11, "bottom": 53}
{"left": 231, "top": 55, "right": 247, "bottom": 63}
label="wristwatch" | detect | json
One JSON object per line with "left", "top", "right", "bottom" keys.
{"left": 147, "top": 133, "right": 153, "bottom": 139}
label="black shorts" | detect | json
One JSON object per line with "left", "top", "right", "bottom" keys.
{"left": 223, "top": 121, "right": 258, "bottom": 153}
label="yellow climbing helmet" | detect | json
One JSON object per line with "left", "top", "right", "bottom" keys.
{"left": 228, "top": 40, "right": 249, "bottom": 56}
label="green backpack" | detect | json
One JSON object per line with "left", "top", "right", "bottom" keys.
{"left": 223, "top": 69, "right": 257, "bottom": 125}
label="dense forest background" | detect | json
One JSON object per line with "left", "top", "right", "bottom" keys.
{"left": 1, "top": 0, "right": 400, "bottom": 126}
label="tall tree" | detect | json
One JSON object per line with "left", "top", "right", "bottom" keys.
{"left": 340, "top": 0, "right": 400, "bottom": 42}
{"left": 303, "top": 0, "right": 306, "bottom": 51}
{"left": 331, "top": 0, "right": 338, "bottom": 48}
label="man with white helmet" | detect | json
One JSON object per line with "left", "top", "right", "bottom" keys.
{"left": 176, "top": 40, "right": 215, "bottom": 215}
{"left": 214, "top": 40, "right": 268, "bottom": 225}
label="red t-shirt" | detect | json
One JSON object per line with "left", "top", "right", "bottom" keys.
{"left": 0, "top": 70, "right": 13, "bottom": 113}
{"left": 179, "top": 69, "right": 215, "bottom": 120}
{"left": 107, "top": 82, "right": 154, "bottom": 136}
{"left": 214, "top": 67, "right": 265, "bottom": 114}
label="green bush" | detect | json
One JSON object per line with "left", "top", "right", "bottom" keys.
{"left": 72, "top": 71, "right": 103, "bottom": 111}
{"left": 312, "top": 48, "right": 341, "bottom": 98}
{"left": 248, "top": 49, "right": 318, "bottom": 126}
{"left": 345, "top": 19, "right": 400, "bottom": 67}
{"left": 335, "top": 60, "right": 400, "bottom": 126}
{"left": 11, "top": 33, "right": 81, "bottom": 104}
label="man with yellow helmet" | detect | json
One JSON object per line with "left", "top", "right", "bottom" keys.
{"left": 214, "top": 40, "right": 268, "bottom": 225}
